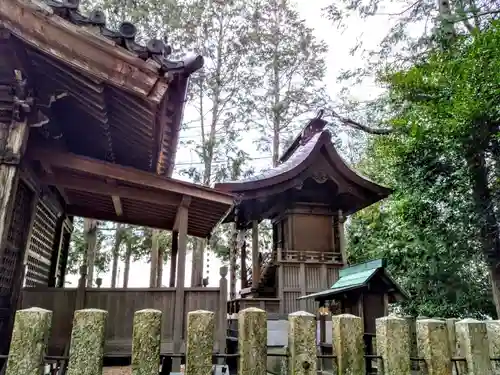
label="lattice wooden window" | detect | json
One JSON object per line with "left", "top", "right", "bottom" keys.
{"left": 24, "top": 201, "right": 58, "bottom": 287}
{"left": 0, "top": 181, "right": 34, "bottom": 305}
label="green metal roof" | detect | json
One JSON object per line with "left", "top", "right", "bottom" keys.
{"left": 298, "top": 258, "right": 408, "bottom": 301}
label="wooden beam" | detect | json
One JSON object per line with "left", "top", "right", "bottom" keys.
{"left": 38, "top": 158, "right": 70, "bottom": 205}
{"left": 38, "top": 173, "right": 179, "bottom": 207}
{"left": 173, "top": 195, "right": 191, "bottom": 232}
{"left": 0, "top": 0, "right": 168, "bottom": 104}
{"left": 28, "top": 147, "right": 235, "bottom": 205}
{"left": 111, "top": 195, "right": 123, "bottom": 216}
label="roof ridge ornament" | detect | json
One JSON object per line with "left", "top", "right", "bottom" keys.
{"left": 42, "top": 0, "right": 204, "bottom": 76}
{"left": 299, "top": 109, "right": 327, "bottom": 146}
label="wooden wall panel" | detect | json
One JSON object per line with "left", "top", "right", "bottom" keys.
{"left": 20, "top": 287, "right": 224, "bottom": 354}
{"left": 283, "top": 265, "right": 300, "bottom": 288}
{"left": 305, "top": 265, "right": 322, "bottom": 289}
{"left": 327, "top": 266, "right": 340, "bottom": 286}
{"left": 291, "top": 214, "right": 333, "bottom": 251}
{"left": 283, "top": 291, "right": 300, "bottom": 313}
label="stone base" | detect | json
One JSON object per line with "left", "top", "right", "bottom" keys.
{"left": 102, "top": 367, "right": 131, "bottom": 375}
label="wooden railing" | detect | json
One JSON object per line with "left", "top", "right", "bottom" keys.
{"left": 19, "top": 267, "right": 229, "bottom": 355}
{"left": 246, "top": 250, "right": 276, "bottom": 286}
{"left": 279, "top": 249, "right": 343, "bottom": 263}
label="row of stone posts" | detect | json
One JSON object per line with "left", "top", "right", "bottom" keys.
{"left": 5, "top": 306, "right": 500, "bottom": 375}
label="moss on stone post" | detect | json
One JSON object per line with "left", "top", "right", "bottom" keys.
{"left": 332, "top": 314, "right": 364, "bottom": 374}
{"left": 456, "top": 319, "right": 492, "bottom": 375}
{"left": 238, "top": 307, "right": 267, "bottom": 375}
{"left": 486, "top": 321, "right": 500, "bottom": 375}
{"left": 416, "top": 319, "right": 451, "bottom": 375}
{"left": 445, "top": 318, "right": 458, "bottom": 375}
{"left": 5, "top": 307, "right": 52, "bottom": 375}
{"left": 67, "top": 308, "right": 107, "bottom": 375}
{"left": 132, "top": 309, "right": 162, "bottom": 375}
{"left": 185, "top": 310, "right": 215, "bottom": 375}
{"left": 375, "top": 316, "right": 410, "bottom": 375}
{"left": 288, "top": 311, "right": 316, "bottom": 375}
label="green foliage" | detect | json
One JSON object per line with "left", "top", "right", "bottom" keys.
{"left": 347, "top": 22, "right": 500, "bottom": 318}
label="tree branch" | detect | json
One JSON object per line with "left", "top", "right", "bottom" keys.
{"left": 332, "top": 110, "right": 394, "bottom": 135}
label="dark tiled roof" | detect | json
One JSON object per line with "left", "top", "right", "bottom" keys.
{"left": 43, "top": 0, "right": 203, "bottom": 76}
{"left": 234, "top": 131, "right": 324, "bottom": 184}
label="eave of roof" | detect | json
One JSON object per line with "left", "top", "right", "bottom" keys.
{"left": 26, "top": 147, "right": 236, "bottom": 238}
{"left": 0, "top": 0, "right": 204, "bottom": 176}
{"left": 215, "top": 128, "right": 392, "bottom": 198}
{"left": 298, "top": 259, "right": 409, "bottom": 301}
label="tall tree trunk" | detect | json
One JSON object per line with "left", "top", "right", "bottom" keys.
{"left": 157, "top": 247, "right": 164, "bottom": 287}
{"left": 83, "top": 218, "right": 98, "bottom": 287}
{"left": 123, "top": 241, "right": 132, "bottom": 288}
{"left": 466, "top": 137, "right": 500, "bottom": 317}
{"left": 111, "top": 223, "right": 123, "bottom": 288}
{"left": 150, "top": 229, "right": 159, "bottom": 287}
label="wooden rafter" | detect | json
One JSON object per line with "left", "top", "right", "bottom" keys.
{"left": 37, "top": 173, "right": 179, "bottom": 207}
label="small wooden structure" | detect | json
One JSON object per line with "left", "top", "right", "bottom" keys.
{"left": 0, "top": 0, "right": 233, "bottom": 359}
{"left": 215, "top": 114, "right": 391, "bottom": 316}
{"left": 298, "top": 259, "right": 408, "bottom": 334}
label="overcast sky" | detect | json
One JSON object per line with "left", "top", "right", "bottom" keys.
{"left": 67, "top": 0, "right": 395, "bottom": 288}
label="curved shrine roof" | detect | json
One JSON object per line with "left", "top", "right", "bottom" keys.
{"left": 215, "top": 129, "right": 391, "bottom": 197}
{"left": 215, "top": 117, "right": 391, "bottom": 223}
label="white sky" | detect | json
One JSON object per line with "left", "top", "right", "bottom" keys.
{"left": 67, "top": 0, "right": 395, "bottom": 289}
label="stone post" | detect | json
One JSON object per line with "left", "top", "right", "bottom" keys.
{"left": 288, "top": 311, "right": 317, "bottom": 375}
{"left": 487, "top": 320, "right": 500, "bottom": 375}
{"left": 403, "top": 316, "right": 418, "bottom": 371}
{"left": 456, "top": 319, "right": 492, "bottom": 375}
{"left": 332, "top": 314, "right": 364, "bottom": 374}
{"left": 376, "top": 316, "right": 411, "bottom": 375}
{"left": 5, "top": 307, "right": 52, "bottom": 375}
{"left": 67, "top": 309, "right": 107, "bottom": 375}
{"left": 416, "top": 319, "right": 451, "bottom": 375}
{"left": 238, "top": 307, "right": 267, "bottom": 375}
{"left": 185, "top": 310, "right": 215, "bottom": 375}
{"left": 131, "top": 309, "right": 162, "bottom": 375}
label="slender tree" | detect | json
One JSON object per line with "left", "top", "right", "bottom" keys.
{"left": 243, "top": 0, "right": 330, "bottom": 165}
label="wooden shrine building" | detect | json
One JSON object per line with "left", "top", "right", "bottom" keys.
{"left": 215, "top": 114, "right": 392, "bottom": 316}
{"left": 0, "top": 0, "right": 233, "bottom": 362}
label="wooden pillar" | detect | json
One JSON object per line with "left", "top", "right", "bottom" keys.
{"left": 149, "top": 229, "right": 159, "bottom": 287}
{"left": 251, "top": 220, "right": 259, "bottom": 290}
{"left": 240, "top": 230, "right": 247, "bottom": 289}
{"left": 169, "top": 231, "right": 178, "bottom": 287}
{"left": 229, "top": 224, "right": 238, "bottom": 299}
{"left": 57, "top": 220, "right": 72, "bottom": 288}
{"left": 217, "top": 266, "right": 228, "bottom": 356}
{"left": 337, "top": 210, "right": 347, "bottom": 264}
{"left": 0, "top": 70, "right": 31, "bottom": 265}
{"left": 172, "top": 197, "right": 189, "bottom": 369}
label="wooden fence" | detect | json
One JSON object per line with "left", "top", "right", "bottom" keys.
{"left": 4, "top": 307, "right": 500, "bottom": 375}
